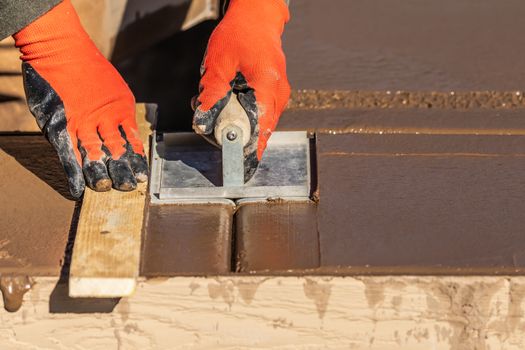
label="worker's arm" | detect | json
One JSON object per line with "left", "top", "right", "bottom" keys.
{"left": 10, "top": 0, "right": 147, "bottom": 198}
{"left": 193, "top": 0, "right": 291, "bottom": 175}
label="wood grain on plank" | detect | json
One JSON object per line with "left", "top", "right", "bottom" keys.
{"left": 69, "top": 104, "right": 154, "bottom": 298}
{"left": 2, "top": 276, "right": 525, "bottom": 349}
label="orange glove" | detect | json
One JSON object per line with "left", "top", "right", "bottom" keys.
{"left": 13, "top": 0, "right": 147, "bottom": 198}
{"left": 193, "top": 0, "right": 291, "bottom": 179}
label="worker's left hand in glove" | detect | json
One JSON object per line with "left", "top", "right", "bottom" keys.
{"left": 13, "top": 0, "right": 147, "bottom": 199}
{"left": 192, "top": 0, "right": 291, "bottom": 179}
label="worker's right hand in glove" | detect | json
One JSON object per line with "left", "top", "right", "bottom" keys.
{"left": 13, "top": 0, "right": 147, "bottom": 199}
{"left": 192, "top": 0, "right": 291, "bottom": 180}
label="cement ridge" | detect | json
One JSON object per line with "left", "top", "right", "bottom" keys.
{"left": 289, "top": 90, "right": 525, "bottom": 110}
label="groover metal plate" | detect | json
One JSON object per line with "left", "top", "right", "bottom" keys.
{"left": 150, "top": 131, "right": 311, "bottom": 203}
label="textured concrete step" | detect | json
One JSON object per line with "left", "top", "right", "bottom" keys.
{"left": 235, "top": 200, "right": 319, "bottom": 272}
{"left": 141, "top": 203, "right": 234, "bottom": 276}
{"left": 316, "top": 133, "right": 525, "bottom": 272}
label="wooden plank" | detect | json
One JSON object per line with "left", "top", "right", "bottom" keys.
{"left": 2, "top": 275, "right": 525, "bottom": 349}
{"left": 69, "top": 104, "right": 155, "bottom": 298}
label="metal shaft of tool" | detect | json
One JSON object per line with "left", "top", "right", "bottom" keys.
{"left": 222, "top": 125, "right": 244, "bottom": 187}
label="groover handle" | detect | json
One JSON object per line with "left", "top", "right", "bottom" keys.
{"left": 214, "top": 94, "right": 251, "bottom": 147}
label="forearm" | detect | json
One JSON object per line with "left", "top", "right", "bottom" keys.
{"left": 0, "top": 0, "right": 61, "bottom": 40}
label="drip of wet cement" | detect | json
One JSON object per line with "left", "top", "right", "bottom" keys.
{"left": 0, "top": 275, "right": 34, "bottom": 312}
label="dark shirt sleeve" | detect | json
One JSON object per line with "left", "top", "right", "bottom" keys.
{"left": 0, "top": 0, "right": 62, "bottom": 40}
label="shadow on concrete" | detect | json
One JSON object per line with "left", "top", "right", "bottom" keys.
{"left": 0, "top": 134, "right": 75, "bottom": 200}
{"left": 0, "top": 93, "right": 22, "bottom": 103}
{"left": 0, "top": 71, "right": 21, "bottom": 77}
{"left": 49, "top": 283, "right": 121, "bottom": 313}
{"left": 115, "top": 20, "right": 217, "bottom": 132}
{"left": 111, "top": 2, "right": 191, "bottom": 63}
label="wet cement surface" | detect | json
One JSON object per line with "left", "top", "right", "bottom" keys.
{"left": 7, "top": 124, "right": 525, "bottom": 278}
{"left": 285, "top": 0, "right": 525, "bottom": 91}
{"left": 6, "top": 1, "right": 525, "bottom": 281}
{"left": 0, "top": 136, "right": 76, "bottom": 276}
{"left": 141, "top": 203, "right": 234, "bottom": 275}
{"left": 235, "top": 200, "right": 319, "bottom": 272}
{"left": 108, "top": 0, "right": 525, "bottom": 276}
{"left": 316, "top": 133, "right": 525, "bottom": 269}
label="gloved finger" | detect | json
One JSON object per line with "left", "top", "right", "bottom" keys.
{"left": 107, "top": 157, "right": 137, "bottom": 191}
{"left": 97, "top": 115, "right": 127, "bottom": 160}
{"left": 193, "top": 51, "right": 237, "bottom": 135}
{"left": 77, "top": 124, "right": 112, "bottom": 192}
{"left": 47, "top": 120, "right": 85, "bottom": 199}
{"left": 128, "top": 153, "right": 149, "bottom": 183}
{"left": 97, "top": 117, "right": 138, "bottom": 191}
{"left": 119, "top": 117, "right": 145, "bottom": 155}
{"left": 254, "top": 91, "right": 277, "bottom": 160}
{"left": 244, "top": 62, "right": 291, "bottom": 159}
{"left": 236, "top": 89, "right": 260, "bottom": 181}
{"left": 22, "top": 62, "right": 86, "bottom": 198}
{"left": 120, "top": 120, "right": 148, "bottom": 183}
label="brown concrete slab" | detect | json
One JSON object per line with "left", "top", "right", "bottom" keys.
{"left": 0, "top": 135, "right": 76, "bottom": 276}
{"left": 235, "top": 200, "right": 319, "bottom": 272}
{"left": 316, "top": 133, "right": 525, "bottom": 271}
{"left": 141, "top": 203, "right": 234, "bottom": 276}
{"left": 285, "top": 0, "right": 525, "bottom": 91}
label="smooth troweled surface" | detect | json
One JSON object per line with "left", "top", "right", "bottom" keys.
{"left": 141, "top": 203, "right": 234, "bottom": 275}
{"left": 235, "top": 200, "right": 319, "bottom": 272}
{"left": 0, "top": 136, "right": 75, "bottom": 276}
{"left": 317, "top": 133, "right": 525, "bottom": 269}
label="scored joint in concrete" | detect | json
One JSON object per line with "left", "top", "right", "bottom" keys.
{"left": 141, "top": 202, "right": 235, "bottom": 276}
{"left": 235, "top": 200, "right": 320, "bottom": 272}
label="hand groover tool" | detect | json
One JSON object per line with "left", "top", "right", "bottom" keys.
{"left": 149, "top": 94, "right": 311, "bottom": 203}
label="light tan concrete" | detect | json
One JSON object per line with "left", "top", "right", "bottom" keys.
{"left": 0, "top": 37, "right": 37, "bottom": 132}
{"left": 1, "top": 276, "right": 524, "bottom": 349}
